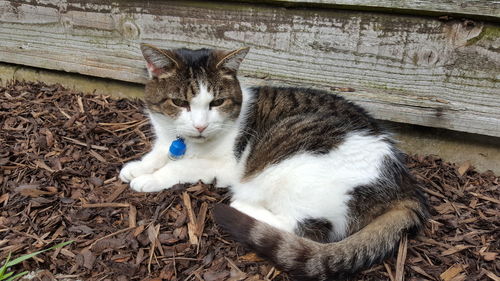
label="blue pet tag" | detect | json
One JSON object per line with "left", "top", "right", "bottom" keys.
{"left": 169, "top": 138, "right": 186, "bottom": 160}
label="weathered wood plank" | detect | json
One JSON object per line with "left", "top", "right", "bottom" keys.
{"left": 0, "top": 0, "right": 499, "bottom": 137}
{"left": 249, "top": 0, "right": 500, "bottom": 21}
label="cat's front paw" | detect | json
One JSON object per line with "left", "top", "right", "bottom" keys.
{"left": 129, "top": 174, "right": 165, "bottom": 192}
{"left": 119, "top": 160, "right": 155, "bottom": 183}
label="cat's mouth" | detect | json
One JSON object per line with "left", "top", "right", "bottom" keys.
{"left": 185, "top": 134, "right": 208, "bottom": 142}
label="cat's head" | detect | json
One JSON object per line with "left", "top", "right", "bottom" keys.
{"left": 140, "top": 43, "right": 249, "bottom": 143}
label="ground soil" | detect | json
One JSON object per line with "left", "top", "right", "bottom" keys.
{"left": 0, "top": 81, "right": 498, "bottom": 281}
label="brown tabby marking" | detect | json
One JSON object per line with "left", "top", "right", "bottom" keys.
{"left": 141, "top": 45, "right": 245, "bottom": 120}
{"left": 237, "top": 86, "right": 382, "bottom": 180}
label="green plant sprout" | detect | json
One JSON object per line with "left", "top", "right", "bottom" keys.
{"left": 0, "top": 240, "right": 73, "bottom": 281}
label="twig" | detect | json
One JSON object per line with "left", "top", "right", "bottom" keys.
{"left": 482, "top": 269, "right": 500, "bottom": 281}
{"left": 469, "top": 192, "right": 500, "bottom": 205}
{"left": 182, "top": 192, "right": 199, "bottom": 245}
{"left": 420, "top": 186, "right": 446, "bottom": 199}
{"left": 106, "top": 184, "right": 128, "bottom": 202}
{"left": 103, "top": 176, "right": 117, "bottom": 184}
{"left": 81, "top": 202, "right": 130, "bottom": 208}
{"left": 384, "top": 262, "right": 395, "bottom": 281}
{"left": 89, "top": 227, "right": 135, "bottom": 248}
{"left": 147, "top": 223, "right": 161, "bottom": 273}
{"left": 3, "top": 226, "right": 47, "bottom": 245}
{"left": 395, "top": 234, "right": 408, "bottom": 281}
{"left": 62, "top": 136, "right": 108, "bottom": 151}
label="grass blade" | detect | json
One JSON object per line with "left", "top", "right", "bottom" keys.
{"left": 5, "top": 271, "right": 28, "bottom": 281}
{"left": 5, "top": 241, "right": 73, "bottom": 267}
{"left": 0, "top": 271, "right": 14, "bottom": 280}
{"left": 0, "top": 252, "right": 11, "bottom": 277}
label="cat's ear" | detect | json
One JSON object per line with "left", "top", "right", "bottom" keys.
{"left": 215, "top": 47, "right": 250, "bottom": 72}
{"left": 140, "top": 43, "right": 180, "bottom": 79}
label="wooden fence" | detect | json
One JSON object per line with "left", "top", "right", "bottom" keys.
{"left": 0, "top": 0, "right": 499, "bottom": 137}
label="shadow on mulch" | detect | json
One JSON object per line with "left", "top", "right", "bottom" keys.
{"left": 0, "top": 81, "right": 498, "bottom": 281}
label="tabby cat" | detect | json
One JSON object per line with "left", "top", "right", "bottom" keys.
{"left": 120, "top": 43, "right": 428, "bottom": 280}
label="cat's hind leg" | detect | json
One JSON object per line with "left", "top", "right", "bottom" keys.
{"left": 230, "top": 200, "right": 297, "bottom": 233}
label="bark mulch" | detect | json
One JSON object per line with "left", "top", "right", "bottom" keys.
{"left": 0, "top": 80, "right": 498, "bottom": 281}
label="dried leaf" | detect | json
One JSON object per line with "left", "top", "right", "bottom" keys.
{"left": 146, "top": 224, "right": 160, "bottom": 245}
{"left": 239, "top": 253, "right": 264, "bottom": 263}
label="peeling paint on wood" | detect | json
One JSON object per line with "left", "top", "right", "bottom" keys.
{"left": 0, "top": 0, "right": 499, "bottom": 137}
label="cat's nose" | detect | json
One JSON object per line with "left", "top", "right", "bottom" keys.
{"left": 195, "top": 125, "right": 207, "bottom": 133}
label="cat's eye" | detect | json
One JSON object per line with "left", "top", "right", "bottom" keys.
{"left": 210, "top": 98, "right": 226, "bottom": 108}
{"left": 171, "top": 98, "right": 189, "bottom": 108}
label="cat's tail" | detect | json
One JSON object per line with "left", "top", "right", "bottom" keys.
{"left": 213, "top": 200, "right": 427, "bottom": 281}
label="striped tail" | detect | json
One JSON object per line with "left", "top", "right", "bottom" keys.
{"left": 213, "top": 201, "right": 427, "bottom": 281}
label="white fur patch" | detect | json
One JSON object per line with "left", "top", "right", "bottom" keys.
{"left": 230, "top": 131, "right": 394, "bottom": 239}
{"left": 231, "top": 200, "right": 296, "bottom": 232}
{"left": 125, "top": 94, "right": 246, "bottom": 191}
{"left": 189, "top": 83, "right": 213, "bottom": 129}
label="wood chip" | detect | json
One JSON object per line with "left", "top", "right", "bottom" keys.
{"left": 238, "top": 253, "right": 264, "bottom": 263}
{"left": 469, "top": 192, "right": 500, "bottom": 205}
{"left": 395, "top": 234, "right": 408, "bottom": 281}
{"left": 89, "top": 150, "right": 106, "bottom": 163}
{"left": 442, "top": 245, "right": 473, "bottom": 256}
{"left": 226, "top": 257, "right": 247, "bottom": 281}
{"left": 81, "top": 202, "right": 130, "bottom": 208}
{"left": 106, "top": 183, "right": 128, "bottom": 202}
{"left": 410, "top": 265, "right": 435, "bottom": 280}
{"left": 457, "top": 161, "right": 471, "bottom": 176}
{"left": 384, "top": 262, "right": 395, "bottom": 281}
{"left": 182, "top": 192, "right": 199, "bottom": 245}
{"left": 482, "top": 269, "right": 500, "bottom": 281}
{"left": 129, "top": 204, "right": 137, "bottom": 228}
{"left": 440, "top": 264, "right": 464, "bottom": 281}
{"left": 0, "top": 193, "right": 9, "bottom": 205}
{"left": 480, "top": 251, "right": 497, "bottom": 261}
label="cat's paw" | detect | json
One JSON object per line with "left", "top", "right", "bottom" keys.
{"left": 129, "top": 174, "right": 165, "bottom": 192}
{"left": 119, "top": 161, "right": 155, "bottom": 183}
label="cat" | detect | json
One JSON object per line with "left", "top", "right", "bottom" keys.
{"left": 120, "top": 43, "right": 428, "bottom": 281}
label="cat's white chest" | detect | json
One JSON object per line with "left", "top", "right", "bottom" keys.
{"left": 184, "top": 132, "right": 236, "bottom": 160}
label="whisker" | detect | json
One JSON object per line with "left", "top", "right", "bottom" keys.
{"left": 212, "top": 123, "right": 261, "bottom": 141}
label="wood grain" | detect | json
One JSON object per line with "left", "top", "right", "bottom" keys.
{"left": 250, "top": 0, "right": 500, "bottom": 20}
{"left": 0, "top": 0, "right": 499, "bottom": 137}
